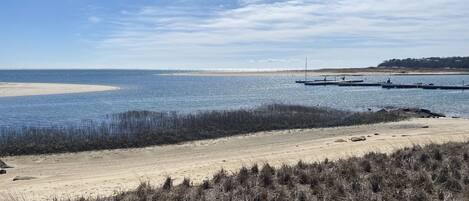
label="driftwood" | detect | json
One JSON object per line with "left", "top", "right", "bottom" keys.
{"left": 0, "top": 159, "right": 13, "bottom": 169}
{"left": 13, "top": 176, "right": 36, "bottom": 181}
{"left": 350, "top": 136, "right": 366, "bottom": 142}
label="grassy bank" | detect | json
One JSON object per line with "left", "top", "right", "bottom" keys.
{"left": 70, "top": 141, "right": 469, "bottom": 201}
{"left": 0, "top": 104, "right": 405, "bottom": 156}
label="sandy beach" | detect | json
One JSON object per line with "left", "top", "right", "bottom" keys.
{"left": 1, "top": 117, "right": 469, "bottom": 200}
{"left": 0, "top": 82, "right": 119, "bottom": 97}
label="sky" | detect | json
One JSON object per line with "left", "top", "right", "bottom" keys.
{"left": 1, "top": 0, "right": 469, "bottom": 70}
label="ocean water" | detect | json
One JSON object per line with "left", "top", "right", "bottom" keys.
{"left": 1, "top": 70, "right": 469, "bottom": 127}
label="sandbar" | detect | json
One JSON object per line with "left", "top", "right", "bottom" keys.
{"left": 0, "top": 82, "right": 119, "bottom": 97}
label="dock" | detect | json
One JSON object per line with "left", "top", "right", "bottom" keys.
{"left": 304, "top": 80, "right": 364, "bottom": 86}
{"left": 338, "top": 82, "right": 383, "bottom": 87}
{"left": 381, "top": 84, "right": 422, "bottom": 89}
{"left": 381, "top": 84, "right": 469, "bottom": 90}
{"left": 304, "top": 81, "right": 340, "bottom": 85}
{"left": 295, "top": 75, "right": 469, "bottom": 90}
{"left": 421, "top": 85, "right": 469, "bottom": 90}
{"left": 298, "top": 80, "right": 469, "bottom": 90}
{"left": 296, "top": 79, "right": 336, "bottom": 84}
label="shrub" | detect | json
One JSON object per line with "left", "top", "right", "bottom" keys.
{"left": 259, "top": 164, "right": 275, "bottom": 187}
{"left": 162, "top": 177, "right": 172, "bottom": 190}
{"left": 360, "top": 160, "right": 372, "bottom": 173}
{"left": 237, "top": 166, "right": 249, "bottom": 185}
{"left": 251, "top": 164, "right": 259, "bottom": 175}
{"left": 181, "top": 178, "right": 191, "bottom": 188}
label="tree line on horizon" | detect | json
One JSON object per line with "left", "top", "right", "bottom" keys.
{"left": 378, "top": 56, "right": 469, "bottom": 69}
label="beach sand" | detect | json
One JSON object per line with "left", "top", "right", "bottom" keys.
{"left": 1, "top": 117, "right": 469, "bottom": 200}
{"left": 0, "top": 82, "right": 119, "bottom": 97}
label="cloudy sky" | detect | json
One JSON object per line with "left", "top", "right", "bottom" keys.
{"left": 1, "top": 0, "right": 468, "bottom": 70}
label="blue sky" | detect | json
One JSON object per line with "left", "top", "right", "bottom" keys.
{"left": 1, "top": 0, "right": 469, "bottom": 70}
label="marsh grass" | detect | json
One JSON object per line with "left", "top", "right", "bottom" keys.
{"left": 0, "top": 104, "right": 405, "bottom": 156}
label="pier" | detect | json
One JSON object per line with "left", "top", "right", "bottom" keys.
{"left": 381, "top": 84, "right": 422, "bottom": 89}
{"left": 338, "top": 82, "right": 383, "bottom": 87}
{"left": 297, "top": 78, "right": 469, "bottom": 90}
{"left": 304, "top": 80, "right": 364, "bottom": 86}
{"left": 421, "top": 85, "right": 469, "bottom": 90}
{"left": 381, "top": 83, "right": 469, "bottom": 90}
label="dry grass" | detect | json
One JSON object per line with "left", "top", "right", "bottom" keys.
{"left": 0, "top": 104, "right": 405, "bottom": 156}
{"left": 66, "top": 141, "right": 469, "bottom": 201}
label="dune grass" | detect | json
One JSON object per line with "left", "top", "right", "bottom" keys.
{"left": 67, "top": 141, "right": 469, "bottom": 201}
{"left": 0, "top": 104, "right": 405, "bottom": 156}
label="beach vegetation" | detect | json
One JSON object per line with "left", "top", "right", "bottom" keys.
{"left": 0, "top": 104, "right": 406, "bottom": 156}
{"left": 64, "top": 142, "right": 469, "bottom": 201}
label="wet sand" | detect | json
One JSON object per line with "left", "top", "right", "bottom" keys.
{"left": 0, "top": 82, "right": 119, "bottom": 97}
{"left": 1, "top": 118, "right": 469, "bottom": 200}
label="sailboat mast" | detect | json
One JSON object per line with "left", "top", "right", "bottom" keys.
{"left": 305, "top": 57, "right": 308, "bottom": 81}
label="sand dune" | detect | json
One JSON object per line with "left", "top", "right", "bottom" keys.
{"left": 0, "top": 82, "right": 119, "bottom": 97}
{"left": 1, "top": 118, "right": 469, "bottom": 200}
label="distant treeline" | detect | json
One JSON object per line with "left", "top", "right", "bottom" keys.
{"left": 0, "top": 104, "right": 405, "bottom": 156}
{"left": 378, "top": 56, "right": 469, "bottom": 69}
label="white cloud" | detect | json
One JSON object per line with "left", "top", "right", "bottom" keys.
{"left": 88, "top": 16, "right": 101, "bottom": 23}
{"left": 94, "top": 0, "right": 469, "bottom": 69}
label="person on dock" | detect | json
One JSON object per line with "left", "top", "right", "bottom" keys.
{"left": 386, "top": 78, "right": 391, "bottom": 84}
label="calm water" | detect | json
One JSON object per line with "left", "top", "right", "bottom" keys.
{"left": 1, "top": 70, "right": 469, "bottom": 127}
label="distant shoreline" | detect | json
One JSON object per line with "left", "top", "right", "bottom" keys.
{"left": 0, "top": 82, "right": 119, "bottom": 97}
{"left": 162, "top": 67, "right": 469, "bottom": 77}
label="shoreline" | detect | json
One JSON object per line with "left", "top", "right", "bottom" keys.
{"left": 0, "top": 82, "right": 119, "bottom": 97}
{"left": 161, "top": 68, "right": 469, "bottom": 77}
{"left": 2, "top": 117, "right": 469, "bottom": 200}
